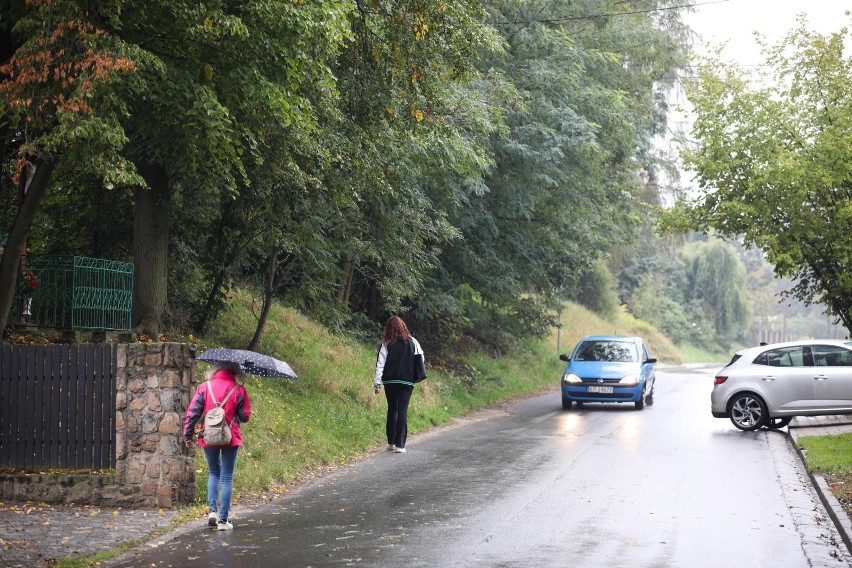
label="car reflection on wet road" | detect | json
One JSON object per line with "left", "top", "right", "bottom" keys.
{"left": 108, "top": 366, "right": 852, "bottom": 568}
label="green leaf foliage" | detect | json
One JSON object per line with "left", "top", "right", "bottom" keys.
{"left": 660, "top": 19, "right": 852, "bottom": 332}
{"left": 2, "top": 0, "right": 691, "bottom": 354}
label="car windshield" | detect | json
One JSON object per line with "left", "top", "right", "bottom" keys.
{"left": 575, "top": 341, "right": 638, "bottom": 362}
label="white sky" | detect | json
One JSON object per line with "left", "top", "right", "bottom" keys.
{"left": 662, "top": 0, "right": 851, "bottom": 201}
{"left": 669, "top": 1, "right": 849, "bottom": 327}
{"left": 682, "top": 0, "right": 850, "bottom": 66}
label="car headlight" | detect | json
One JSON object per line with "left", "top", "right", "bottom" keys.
{"left": 619, "top": 374, "right": 639, "bottom": 386}
{"left": 562, "top": 373, "right": 582, "bottom": 384}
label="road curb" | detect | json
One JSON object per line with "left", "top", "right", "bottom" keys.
{"left": 788, "top": 430, "right": 852, "bottom": 554}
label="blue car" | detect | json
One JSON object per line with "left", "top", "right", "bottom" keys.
{"left": 559, "top": 335, "right": 657, "bottom": 410}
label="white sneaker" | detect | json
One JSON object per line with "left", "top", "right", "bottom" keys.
{"left": 386, "top": 444, "right": 395, "bottom": 451}
{"left": 393, "top": 446, "right": 406, "bottom": 453}
{"left": 217, "top": 520, "right": 233, "bottom": 531}
{"left": 207, "top": 512, "right": 218, "bottom": 527}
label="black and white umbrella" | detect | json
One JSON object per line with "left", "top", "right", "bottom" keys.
{"left": 197, "top": 348, "right": 299, "bottom": 379}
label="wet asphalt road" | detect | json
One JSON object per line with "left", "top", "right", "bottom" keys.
{"left": 109, "top": 366, "right": 852, "bottom": 567}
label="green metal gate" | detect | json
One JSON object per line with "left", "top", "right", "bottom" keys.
{"left": 13, "top": 256, "right": 133, "bottom": 331}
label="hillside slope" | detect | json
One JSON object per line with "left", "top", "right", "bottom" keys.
{"left": 196, "top": 293, "right": 683, "bottom": 499}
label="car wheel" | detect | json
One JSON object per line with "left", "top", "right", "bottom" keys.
{"left": 635, "top": 388, "right": 645, "bottom": 410}
{"left": 646, "top": 384, "right": 655, "bottom": 405}
{"left": 562, "top": 397, "right": 573, "bottom": 410}
{"left": 765, "top": 417, "right": 793, "bottom": 429}
{"left": 729, "top": 393, "right": 767, "bottom": 431}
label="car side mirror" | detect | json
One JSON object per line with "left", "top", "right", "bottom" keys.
{"left": 559, "top": 354, "right": 570, "bottom": 362}
{"left": 645, "top": 357, "right": 657, "bottom": 364}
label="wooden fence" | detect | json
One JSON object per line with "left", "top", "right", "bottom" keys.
{"left": 0, "top": 344, "right": 115, "bottom": 470}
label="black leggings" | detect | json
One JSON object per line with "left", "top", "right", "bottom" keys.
{"left": 384, "top": 383, "right": 414, "bottom": 448}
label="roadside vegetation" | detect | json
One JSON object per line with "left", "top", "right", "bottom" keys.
{"left": 797, "top": 434, "right": 852, "bottom": 521}
{"left": 192, "top": 291, "right": 686, "bottom": 502}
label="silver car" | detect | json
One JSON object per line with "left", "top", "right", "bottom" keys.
{"left": 711, "top": 339, "right": 852, "bottom": 431}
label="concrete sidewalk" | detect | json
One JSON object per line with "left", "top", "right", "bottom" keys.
{"left": 2, "top": 415, "right": 852, "bottom": 567}
{"left": 788, "top": 414, "right": 852, "bottom": 555}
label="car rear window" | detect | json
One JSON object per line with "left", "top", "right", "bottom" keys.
{"left": 754, "top": 346, "right": 806, "bottom": 367}
{"left": 724, "top": 354, "right": 741, "bottom": 368}
{"left": 575, "top": 341, "right": 638, "bottom": 362}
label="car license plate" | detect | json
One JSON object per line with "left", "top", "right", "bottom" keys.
{"left": 587, "top": 385, "right": 613, "bottom": 393}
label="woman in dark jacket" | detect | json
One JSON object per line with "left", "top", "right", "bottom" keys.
{"left": 373, "top": 316, "right": 426, "bottom": 453}
{"left": 184, "top": 361, "right": 251, "bottom": 530}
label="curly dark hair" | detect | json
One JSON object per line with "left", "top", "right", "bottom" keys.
{"left": 382, "top": 315, "right": 411, "bottom": 346}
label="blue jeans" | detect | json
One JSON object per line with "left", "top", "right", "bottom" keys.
{"left": 203, "top": 446, "right": 239, "bottom": 522}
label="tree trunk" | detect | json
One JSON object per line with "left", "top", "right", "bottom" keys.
{"left": 0, "top": 158, "right": 56, "bottom": 339}
{"left": 367, "top": 277, "right": 382, "bottom": 320}
{"left": 193, "top": 267, "right": 228, "bottom": 334}
{"left": 132, "top": 163, "right": 170, "bottom": 338}
{"left": 248, "top": 248, "right": 294, "bottom": 351}
{"left": 248, "top": 247, "right": 279, "bottom": 351}
{"left": 336, "top": 260, "right": 354, "bottom": 307}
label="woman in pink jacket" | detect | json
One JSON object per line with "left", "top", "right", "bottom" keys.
{"left": 183, "top": 361, "right": 252, "bottom": 531}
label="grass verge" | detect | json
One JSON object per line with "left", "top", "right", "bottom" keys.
{"left": 193, "top": 293, "right": 688, "bottom": 498}
{"left": 797, "top": 433, "right": 852, "bottom": 520}
{"left": 193, "top": 291, "right": 567, "bottom": 499}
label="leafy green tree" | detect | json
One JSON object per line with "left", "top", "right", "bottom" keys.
{"left": 628, "top": 238, "right": 749, "bottom": 348}
{"left": 114, "top": 0, "right": 351, "bottom": 336}
{"left": 576, "top": 260, "right": 619, "bottom": 319}
{"left": 325, "top": 0, "right": 500, "bottom": 324}
{"left": 681, "top": 239, "right": 751, "bottom": 344}
{"left": 660, "top": 20, "right": 852, "bottom": 333}
{"left": 0, "top": 0, "right": 352, "bottom": 338}
{"left": 630, "top": 272, "right": 703, "bottom": 345}
{"left": 0, "top": 0, "right": 141, "bottom": 337}
{"left": 415, "top": 0, "right": 689, "bottom": 349}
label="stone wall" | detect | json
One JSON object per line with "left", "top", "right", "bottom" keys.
{"left": 114, "top": 342, "right": 197, "bottom": 507}
{"left": 0, "top": 342, "right": 198, "bottom": 508}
